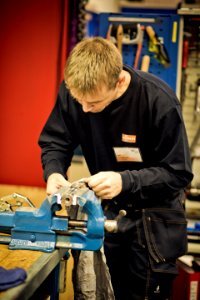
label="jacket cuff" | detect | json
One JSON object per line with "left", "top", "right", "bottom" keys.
{"left": 43, "top": 160, "right": 67, "bottom": 181}
{"left": 119, "top": 170, "right": 135, "bottom": 193}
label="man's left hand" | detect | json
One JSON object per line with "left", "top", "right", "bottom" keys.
{"left": 82, "top": 171, "right": 122, "bottom": 200}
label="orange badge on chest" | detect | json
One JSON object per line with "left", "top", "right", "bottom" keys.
{"left": 122, "top": 134, "right": 136, "bottom": 143}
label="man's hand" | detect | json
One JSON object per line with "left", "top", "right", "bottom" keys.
{"left": 83, "top": 171, "right": 122, "bottom": 200}
{"left": 46, "top": 173, "right": 71, "bottom": 195}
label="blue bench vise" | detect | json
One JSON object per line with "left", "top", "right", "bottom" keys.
{"left": 0, "top": 182, "right": 117, "bottom": 252}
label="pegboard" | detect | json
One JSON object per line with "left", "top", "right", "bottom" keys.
{"left": 97, "top": 12, "right": 181, "bottom": 93}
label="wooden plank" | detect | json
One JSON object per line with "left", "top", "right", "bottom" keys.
{"left": 0, "top": 244, "right": 41, "bottom": 270}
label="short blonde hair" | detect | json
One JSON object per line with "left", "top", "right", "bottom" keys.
{"left": 64, "top": 37, "right": 123, "bottom": 96}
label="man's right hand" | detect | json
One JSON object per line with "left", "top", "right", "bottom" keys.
{"left": 46, "top": 173, "right": 71, "bottom": 195}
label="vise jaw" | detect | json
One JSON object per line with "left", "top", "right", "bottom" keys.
{"left": 0, "top": 182, "right": 105, "bottom": 252}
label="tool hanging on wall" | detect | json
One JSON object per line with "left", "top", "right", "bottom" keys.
{"left": 106, "top": 23, "right": 112, "bottom": 40}
{"left": 132, "top": 24, "right": 145, "bottom": 69}
{"left": 107, "top": 23, "right": 140, "bottom": 45}
{"left": 146, "top": 26, "right": 170, "bottom": 68}
{"left": 141, "top": 55, "right": 150, "bottom": 72}
{"left": 107, "top": 23, "right": 145, "bottom": 69}
{"left": 116, "top": 24, "right": 123, "bottom": 55}
{"left": 107, "top": 23, "right": 124, "bottom": 55}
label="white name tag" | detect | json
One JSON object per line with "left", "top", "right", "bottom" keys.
{"left": 113, "top": 147, "right": 143, "bottom": 162}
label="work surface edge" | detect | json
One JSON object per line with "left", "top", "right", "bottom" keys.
{"left": 0, "top": 247, "right": 67, "bottom": 300}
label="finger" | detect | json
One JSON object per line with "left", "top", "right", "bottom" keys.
{"left": 95, "top": 190, "right": 113, "bottom": 199}
{"left": 92, "top": 182, "right": 110, "bottom": 194}
{"left": 46, "top": 186, "right": 58, "bottom": 196}
{"left": 47, "top": 180, "right": 69, "bottom": 195}
{"left": 88, "top": 177, "right": 106, "bottom": 189}
{"left": 63, "top": 181, "right": 71, "bottom": 187}
{"left": 92, "top": 184, "right": 111, "bottom": 196}
{"left": 79, "top": 177, "right": 90, "bottom": 183}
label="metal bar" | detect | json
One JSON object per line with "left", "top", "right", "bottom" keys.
{"left": 0, "top": 234, "right": 11, "bottom": 244}
{"left": 68, "top": 220, "right": 87, "bottom": 228}
{"left": 108, "top": 17, "right": 156, "bottom": 23}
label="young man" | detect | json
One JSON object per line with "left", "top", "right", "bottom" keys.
{"left": 38, "top": 37, "right": 193, "bottom": 299}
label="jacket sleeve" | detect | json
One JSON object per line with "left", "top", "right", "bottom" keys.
{"left": 38, "top": 83, "right": 78, "bottom": 181}
{"left": 120, "top": 103, "right": 193, "bottom": 200}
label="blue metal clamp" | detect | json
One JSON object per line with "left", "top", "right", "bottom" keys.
{"left": 0, "top": 184, "right": 105, "bottom": 252}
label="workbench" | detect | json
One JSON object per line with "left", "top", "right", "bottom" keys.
{"left": 0, "top": 244, "right": 68, "bottom": 300}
